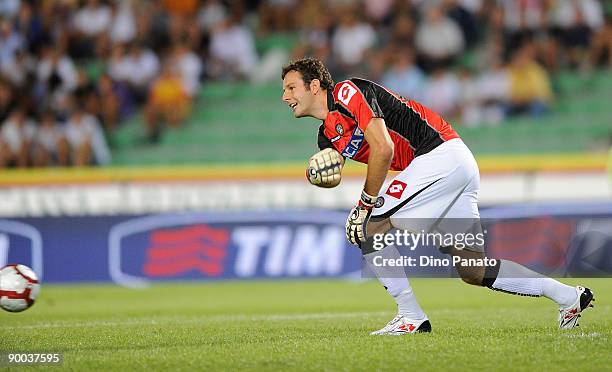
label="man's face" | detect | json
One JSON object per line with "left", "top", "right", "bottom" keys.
{"left": 282, "top": 70, "right": 315, "bottom": 118}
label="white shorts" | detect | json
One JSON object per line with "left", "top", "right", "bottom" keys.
{"left": 370, "top": 138, "right": 481, "bottom": 237}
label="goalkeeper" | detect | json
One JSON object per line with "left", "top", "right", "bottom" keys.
{"left": 281, "top": 58, "right": 594, "bottom": 335}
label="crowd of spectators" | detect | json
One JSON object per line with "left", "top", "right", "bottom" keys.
{"left": 0, "top": 0, "right": 610, "bottom": 168}
{"left": 288, "top": 0, "right": 609, "bottom": 125}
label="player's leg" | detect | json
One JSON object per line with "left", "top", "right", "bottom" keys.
{"left": 451, "top": 246, "right": 577, "bottom": 305}
{"left": 361, "top": 238, "right": 431, "bottom": 335}
{"left": 443, "top": 147, "right": 594, "bottom": 329}
{"left": 452, "top": 246, "right": 594, "bottom": 329}
{"left": 361, "top": 142, "right": 469, "bottom": 335}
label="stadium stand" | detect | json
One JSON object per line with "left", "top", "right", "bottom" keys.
{"left": 1, "top": 0, "right": 610, "bottom": 168}
{"left": 110, "top": 69, "right": 612, "bottom": 165}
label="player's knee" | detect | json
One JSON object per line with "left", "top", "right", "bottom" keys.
{"left": 457, "top": 258, "right": 501, "bottom": 287}
{"left": 456, "top": 264, "right": 485, "bottom": 286}
{"left": 452, "top": 248, "right": 486, "bottom": 286}
{"left": 460, "top": 272, "right": 483, "bottom": 286}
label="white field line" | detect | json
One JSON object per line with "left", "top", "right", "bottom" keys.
{"left": 2, "top": 311, "right": 392, "bottom": 330}
{"left": 5, "top": 306, "right": 609, "bottom": 331}
{"left": 562, "top": 332, "right": 603, "bottom": 339}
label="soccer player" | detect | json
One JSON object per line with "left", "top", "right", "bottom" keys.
{"left": 281, "top": 58, "right": 594, "bottom": 335}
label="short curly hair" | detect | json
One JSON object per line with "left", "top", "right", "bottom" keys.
{"left": 281, "top": 58, "right": 334, "bottom": 91}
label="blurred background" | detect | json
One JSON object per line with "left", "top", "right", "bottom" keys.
{"left": 0, "top": 0, "right": 610, "bottom": 285}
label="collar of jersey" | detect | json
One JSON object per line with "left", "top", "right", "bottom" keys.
{"left": 326, "top": 90, "right": 335, "bottom": 112}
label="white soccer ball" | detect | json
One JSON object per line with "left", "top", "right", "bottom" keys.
{"left": 0, "top": 264, "right": 40, "bottom": 312}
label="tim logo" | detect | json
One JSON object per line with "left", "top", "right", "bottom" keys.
{"left": 338, "top": 82, "right": 357, "bottom": 106}
{"left": 109, "top": 212, "right": 361, "bottom": 288}
{"left": 109, "top": 215, "right": 233, "bottom": 288}
{"left": 0, "top": 220, "right": 43, "bottom": 279}
{"left": 386, "top": 180, "right": 408, "bottom": 199}
{"left": 143, "top": 225, "right": 229, "bottom": 277}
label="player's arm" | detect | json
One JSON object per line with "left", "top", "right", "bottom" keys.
{"left": 345, "top": 117, "right": 393, "bottom": 246}
{"left": 363, "top": 117, "right": 394, "bottom": 197}
{"left": 335, "top": 79, "right": 392, "bottom": 246}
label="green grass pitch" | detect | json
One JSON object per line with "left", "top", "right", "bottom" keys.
{"left": 1, "top": 278, "right": 610, "bottom": 371}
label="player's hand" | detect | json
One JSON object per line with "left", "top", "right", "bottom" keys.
{"left": 306, "top": 148, "right": 343, "bottom": 188}
{"left": 346, "top": 190, "right": 377, "bottom": 246}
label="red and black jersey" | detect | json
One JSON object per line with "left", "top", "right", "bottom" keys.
{"left": 318, "top": 78, "right": 460, "bottom": 171}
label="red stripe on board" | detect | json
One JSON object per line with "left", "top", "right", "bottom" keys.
{"left": 143, "top": 257, "right": 223, "bottom": 277}
{"left": 150, "top": 225, "right": 229, "bottom": 245}
{"left": 147, "top": 243, "right": 226, "bottom": 260}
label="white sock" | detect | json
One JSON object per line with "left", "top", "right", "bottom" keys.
{"left": 491, "top": 260, "right": 577, "bottom": 307}
{"left": 364, "top": 245, "right": 427, "bottom": 320}
{"left": 395, "top": 287, "right": 427, "bottom": 320}
{"left": 541, "top": 277, "right": 578, "bottom": 308}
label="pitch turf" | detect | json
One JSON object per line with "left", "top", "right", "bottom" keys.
{"left": 1, "top": 278, "right": 610, "bottom": 371}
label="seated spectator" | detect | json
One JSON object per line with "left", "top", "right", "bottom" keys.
{"left": 107, "top": 43, "right": 130, "bottom": 81}
{"left": 69, "top": 0, "right": 112, "bottom": 60}
{"left": 475, "top": 57, "right": 510, "bottom": 125}
{"left": 415, "top": 4, "right": 465, "bottom": 72}
{"left": 0, "top": 16, "right": 24, "bottom": 65}
{"left": 386, "top": 12, "right": 416, "bottom": 48}
{"left": 96, "top": 73, "right": 133, "bottom": 134}
{"left": 0, "top": 49, "right": 35, "bottom": 89}
{"left": 506, "top": 44, "right": 553, "bottom": 118}
{"left": 64, "top": 106, "right": 111, "bottom": 166}
{"left": 109, "top": 0, "right": 136, "bottom": 46}
{"left": 144, "top": 64, "right": 191, "bottom": 143}
{"left": 125, "top": 41, "right": 160, "bottom": 103}
{"left": 331, "top": 5, "right": 376, "bottom": 75}
{"left": 198, "top": 0, "right": 227, "bottom": 33}
{"left": 171, "top": 41, "right": 202, "bottom": 98}
{"left": 497, "top": 0, "right": 546, "bottom": 57}
{"left": 0, "top": 108, "right": 36, "bottom": 167}
{"left": 32, "top": 111, "right": 69, "bottom": 167}
{"left": 422, "top": 67, "right": 461, "bottom": 119}
{"left": 36, "top": 44, "right": 78, "bottom": 107}
{"left": 108, "top": 41, "right": 159, "bottom": 103}
{"left": 443, "top": 0, "right": 480, "bottom": 49}
{"left": 72, "top": 69, "right": 112, "bottom": 136}
{"left": 0, "top": 0, "right": 20, "bottom": 17}
{"left": 381, "top": 50, "right": 425, "bottom": 101}
{"left": 364, "top": 0, "right": 395, "bottom": 25}
{"left": 208, "top": 13, "right": 258, "bottom": 80}
{"left": 549, "top": 0, "right": 604, "bottom": 69}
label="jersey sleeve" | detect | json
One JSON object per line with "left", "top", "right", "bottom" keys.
{"left": 333, "top": 79, "right": 384, "bottom": 132}
{"left": 317, "top": 124, "right": 334, "bottom": 151}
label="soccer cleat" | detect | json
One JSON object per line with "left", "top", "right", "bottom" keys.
{"left": 370, "top": 314, "right": 431, "bottom": 335}
{"left": 558, "top": 286, "right": 594, "bottom": 330}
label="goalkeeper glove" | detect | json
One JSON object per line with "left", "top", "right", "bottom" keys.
{"left": 306, "top": 148, "right": 343, "bottom": 188}
{"left": 346, "top": 190, "right": 377, "bottom": 246}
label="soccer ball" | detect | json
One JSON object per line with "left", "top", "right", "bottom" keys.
{"left": 0, "top": 264, "right": 40, "bottom": 312}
